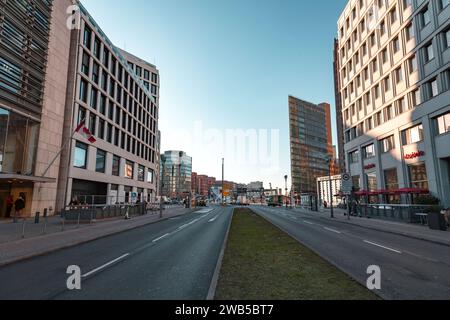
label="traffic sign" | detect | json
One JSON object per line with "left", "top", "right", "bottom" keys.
{"left": 341, "top": 173, "right": 353, "bottom": 194}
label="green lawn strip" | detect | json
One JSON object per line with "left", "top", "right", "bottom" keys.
{"left": 215, "top": 208, "right": 379, "bottom": 300}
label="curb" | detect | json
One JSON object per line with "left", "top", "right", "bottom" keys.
{"left": 0, "top": 210, "right": 192, "bottom": 268}
{"left": 206, "top": 208, "right": 234, "bottom": 300}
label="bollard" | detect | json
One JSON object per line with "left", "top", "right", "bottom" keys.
{"left": 43, "top": 208, "right": 48, "bottom": 235}
{"left": 34, "top": 212, "right": 40, "bottom": 224}
{"left": 22, "top": 218, "right": 26, "bottom": 239}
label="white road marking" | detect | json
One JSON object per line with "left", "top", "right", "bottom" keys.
{"left": 364, "top": 240, "right": 402, "bottom": 254}
{"left": 303, "top": 220, "right": 314, "bottom": 225}
{"left": 152, "top": 233, "right": 171, "bottom": 243}
{"left": 208, "top": 215, "right": 220, "bottom": 223}
{"left": 197, "top": 208, "right": 213, "bottom": 214}
{"left": 324, "top": 227, "right": 342, "bottom": 234}
{"left": 82, "top": 254, "right": 130, "bottom": 278}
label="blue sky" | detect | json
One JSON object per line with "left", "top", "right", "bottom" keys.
{"left": 82, "top": 0, "right": 348, "bottom": 190}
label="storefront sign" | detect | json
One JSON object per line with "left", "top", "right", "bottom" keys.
{"left": 364, "top": 164, "right": 376, "bottom": 170}
{"left": 404, "top": 151, "right": 425, "bottom": 160}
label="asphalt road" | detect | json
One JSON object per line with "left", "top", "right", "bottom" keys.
{"left": 0, "top": 206, "right": 232, "bottom": 300}
{"left": 251, "top": 205, "right": 450, "bottom": 300}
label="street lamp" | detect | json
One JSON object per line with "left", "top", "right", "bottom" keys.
{"left": 284, "top": 175, "right": 288, "bottom": 209}
{"left": 159, "top": 155, "right": 166, "bottom": 219}
{"left": 327, "top": 156, "right": 334, "bottom": 218}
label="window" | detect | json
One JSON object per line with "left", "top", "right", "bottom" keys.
{"left": 138, "top": 165, "right": 145, "bottom": 182}
{"left": 380, "top": 20, "right": 386, "bottom": 36}
{"left": 409, "top": 55, "right": 418, "bottom": 73}
{"left": 90, "top": 88, "right": 98, "bottom": 109}
{"left": 384, "top": 104, "right": 393, "bottom": 121}
{"left": 395, "top": 67, "right": 403, "bottom": 83}
{"left": 96, "top": 149, "right": 106, "bottom": 173}
{"left": 136, "top": 66, "right": 142, "bottom": 77}
{"left": 408, "top": 163, "right": 429, "bottom": 190}
{"left": 406, "top": 23, "right": 415, "bottom": 41}
{"left": 349, "top": 150, "right": 359, "bottom": 164}
{"left": 425, "top": 43, "right": 434, "bottom": 62}
{"left": 404, "top": 0, "right": 412, "bottom": 9}
{"left": 112, "top": 155, "right": 120, "bottom": 176}
{"left": 390, "top": 7, "right": 398, "bottom": 24}
{"left": 393, "top": 37, "right": 400, "bottom": 53}
{"left": 93, "top": 38, "right": 101, "bottom": 59}
{"left": 74, "top": 142, "right": 88, "bottom": 169}
{"left": 81, "top": 51, "right": 90, "bottom": 75}
{"left": 381, "top": 48, "right": 388, "bottom": 63}
{"left": 79, "top": 79, "right": 88, "bottom": 103}
{"left": 125, "top": 160, "right": 134, "bottom": 179}
{"left": 384, "top": 168, "right": 400, "bottom": 203}
{"left": 144, "top": 70, "right": 150, "bottom": 80}
{"left": 147, "top": 169, "right": 154, "bottom": 183}
{"left": 427, "top": 78, "right": 439, "bottom": 97}
{"left": 402, "top": 124, "right": 424, "bottom": 145}
{"left": 397, "top": 97, "right": 407, "bottom": 114}
{"left": 436, "top": 112, "right": 450, "bottom": 135}
{"left": 384, "top": 76, "right": 391, "bottom": 92}
{"left": 98, "top": 119, "right": 105, "bottom": 140}
{"left": 440, "top": 0, "right": 449, "bottom": 10}
{"left": 445, "top": 29, "right": 450, "bottom": 48}
{"left": 363, "top": 144, "right": 375, "bottom": 158}
{"left": 381, "top": 135, "right": 395, "bottom": 152}
{"left": 83, "top": 26, "right": 92, "bottom": 49}
{"left": 421, "top": 6, "right": 431, "bottom": 27}
{"left": 412, "top": 89, "right": 421, "bottom": 106}
{"left": 89, "top": 113, "right": 96, "bottom": 135}
{"left": 92, "top": 62, "right": 99, "bottom": 84}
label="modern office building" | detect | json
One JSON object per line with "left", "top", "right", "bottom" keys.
{"left": 334, "top": 38, "right": 347, "bottom": 172}
{"left": 55, "top": 3, "right": 160, "bottom": 208}
{"left": 0, "top": 0, "right": 74, "bottom": 218}
{"left": 160, "top": 151, "right": 192, "bottom": 199}
{"left": 289, "top": 96, "right": 337, "bottom": 197}
{"left": 336, "top": 0, "right": 450, "bottom": 206}
{"left": 317, "top": 175, "right": 344, "bottom": 207}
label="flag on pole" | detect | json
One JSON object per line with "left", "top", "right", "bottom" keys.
{"left": 75, "top": 121, "right": 96, "bottom": 144}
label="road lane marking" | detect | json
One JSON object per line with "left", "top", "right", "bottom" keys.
{"left": 364, "top": 240, "right": 402, "bottom": 254}
{"left": 82, "top": 254, "right": 130, "bottom": 278}
{"left": 152, "top": 233, "right": 171, "bottom": 243}
{"left": 324, "top": 227, "right": 342, "bottom": 234}
{"left": 208, "top": 215, "right": 220, "bottom": 223}
{"left": 303, "top": 220, "right": 314, "bottom": 225}
{"left": 197, "top": 208, "right": 213, "bottom": 214}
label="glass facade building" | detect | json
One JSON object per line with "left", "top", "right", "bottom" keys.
{"left": 160, "top": 151, "right": 192, "bottom": 200}
{"left": 289, "top": 96, "right": 335, "bottom": 196}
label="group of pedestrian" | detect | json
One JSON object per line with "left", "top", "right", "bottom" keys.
{"left": 4, "top": 193, "right": 26, "bottom": 219}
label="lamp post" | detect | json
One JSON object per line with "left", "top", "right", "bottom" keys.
{"left": 284, "top": 175, "right": 288, "bottom": 209}
{"left": 222, "top": 158, "right": 225, "bottom": 206}
{"left": 159, "top": 155, "right": 166, "bottom": 219}
{"left": 327, "top": 156, "right": 334, "bottom": 218}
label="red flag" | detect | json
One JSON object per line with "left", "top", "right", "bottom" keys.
{"left": 75, "top": 121, "right": 96, "bottom": 144}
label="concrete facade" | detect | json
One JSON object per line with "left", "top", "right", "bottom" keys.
{"left": 337, "top": 0, "right": 450, "bottom": 206}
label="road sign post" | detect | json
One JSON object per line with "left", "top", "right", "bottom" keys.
{"left": 341, "top": 173, "right": 353, "bottom": 220}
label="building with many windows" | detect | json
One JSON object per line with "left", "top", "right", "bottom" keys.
{"left": 0, "top": 0, "right": 75, "bottom": 218}
{"left": 191, "top": 173, "right": 216, "bottom": 198}
{"left": 289, "top": 96, "right": 338, "bottom": 198}
{"left": 55, "top": 3, "right": 160, "bottom": 208}
{"left": 336, "top": 0, "right": 450, "bottom": 206}
{"left": 160, "top": 151, "right": 192, "bottom": 200}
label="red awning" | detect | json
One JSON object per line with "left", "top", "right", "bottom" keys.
{"left": 392, "top": 188, "right": 430, "bottom": 195}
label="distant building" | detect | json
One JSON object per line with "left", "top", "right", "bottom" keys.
{"left": 191, "top": 173, "right": 216, "bottom": 198}
{"left": 160, "top": 151, "right": 192, "bottom": 199}
{"left": 317, "top": 175, "right": 343, "bottom": 207}
{"left": 289, "top": 96, "right": 338, "bottom": 198}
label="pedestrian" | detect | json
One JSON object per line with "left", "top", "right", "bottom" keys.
{"left": 6, "top": 195, "right": 13, "bottom": 218}
{"left": 14, "top": 195, "right": 26, "bottom": 218}
{"left": 323, "top": 200, "right": 328, "bottom": 208}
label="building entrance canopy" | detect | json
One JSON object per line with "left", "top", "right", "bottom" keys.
{"left": 0, "top": 174, "right": 56, "bottom": 184}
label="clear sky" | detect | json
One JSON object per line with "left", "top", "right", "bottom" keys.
{"left": 82, "top": 0, "right": 348, "bottom": 190}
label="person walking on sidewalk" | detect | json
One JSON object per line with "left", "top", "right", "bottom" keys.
{"left": 6, "top": 195, "right": 13, "bottom": 218}
{"left": 14, "top": 195, "right": 25, "bottom": 218}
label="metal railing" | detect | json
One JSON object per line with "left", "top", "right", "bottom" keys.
{"left": 356, "top": 204, "right": 437, "bottom": 223}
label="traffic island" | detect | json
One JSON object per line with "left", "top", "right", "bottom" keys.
{"left": 214, "top": 208, "right": 379, "bottom": 300}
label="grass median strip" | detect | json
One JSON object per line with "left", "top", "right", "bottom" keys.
{"left": 214, "top": 208, "right": 379, "bottom": 300}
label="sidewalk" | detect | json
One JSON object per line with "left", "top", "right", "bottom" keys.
{"left": 292, "top": 207, "right": 450, "bottom": 247}
{"left": 0, "top": 206, "right": 192, "bottom": 267}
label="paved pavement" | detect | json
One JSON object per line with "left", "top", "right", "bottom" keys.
{"left": 252, "top": 205, "right": 450, "bottom": 300}
{"left": 0, "top": 206, "right": 191, "bottom": 267}
{"left": 0, "top": 205, "right": 233, "bottom": 300}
